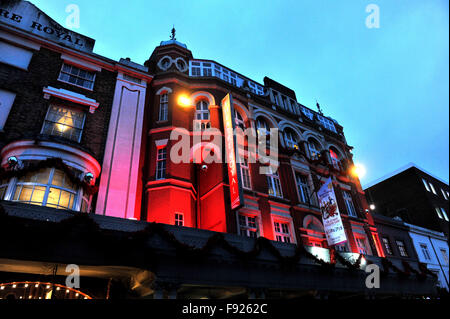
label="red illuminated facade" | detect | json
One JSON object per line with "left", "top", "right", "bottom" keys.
{"left": 137, "top": 39, "right": 385, "bottom": 257}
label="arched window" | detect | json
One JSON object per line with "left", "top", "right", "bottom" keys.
{"left": 9, "top": 167, "right": 90, "bottom": 212}
{"left": 194, "top": 100, "right": 210, "bottom": 130}
{"left": 284, "top": 128, "right": 299, "bottom": 150}
{"left": 329, "top": 148, "right": 341, "bottom": 170}
{"left": 158, "top": 93, "right": 168, "bottom": 122}
{"left": 303, "top": 215, "right": 325, "bottom": 247}
{"left": 307, "top": 138, "right": 321, "bottom": 160}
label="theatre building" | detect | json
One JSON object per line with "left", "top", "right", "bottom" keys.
{"left": 0, "top": 0, "right": 439, "bottom": 299}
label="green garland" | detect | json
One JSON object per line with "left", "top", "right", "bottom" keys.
{"left": 0, "top": 204, "right": 435, "bottom": 282}
{"left": 0, "top": 157, "right": 98, "bottom": 195}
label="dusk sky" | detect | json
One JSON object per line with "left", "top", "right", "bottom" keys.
{"left": 31, "top": 0, "right": 449, "bottom": 186}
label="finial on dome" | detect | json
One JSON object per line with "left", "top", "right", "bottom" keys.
{"left": 170, "top": 26, "right": 176, "bottom": 41}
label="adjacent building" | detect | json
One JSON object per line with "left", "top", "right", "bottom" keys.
{"left": 365, "top": 163, "right": 449, "bottom": 238}
{"left": 406, "top": 223, "right": 449, "bottom": 291}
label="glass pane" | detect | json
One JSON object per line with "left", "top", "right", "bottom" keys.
{"left": 58, "top": 190, "right": 71, "bottom": 209}
{"left": 47, "top": 187, "right": 61, "bottom": 207}
{"left": 51, "top": 169, "right": 64, "bottom": 186}
{"left": 18, "top": 186, "right": 33, "bottom": 201}
{"left": 13, "top": 185, "right": 22, "bottom": 200}
{"left": 30, "top": 186, "right": 46, "bottom": 204}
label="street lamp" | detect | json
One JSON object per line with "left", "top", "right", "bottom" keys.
{"left": 178, "top": 94, "right": 191, "bottom": 107}
{"left": 369, "top": 204, "right": 376, "bottom": 210}
{"left": 350, "top": 163, "right": 366, "bottom": 178}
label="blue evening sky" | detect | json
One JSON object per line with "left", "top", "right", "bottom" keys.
{"left": 31, "top": 0, "right": 449, "bottom": 186}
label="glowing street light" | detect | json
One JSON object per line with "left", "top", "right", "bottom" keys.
{"left": 350, "top": 163, "right": 366, "bottom": 178}
{"left": 369, "top": 204, "right": 376, "bottom": 210}
{"left": 178, "top": 95, "right": 191, "bottom": 107}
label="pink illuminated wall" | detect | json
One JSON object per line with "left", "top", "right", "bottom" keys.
{"left": 96, "top": 72, "right": 150, "bottom": 219}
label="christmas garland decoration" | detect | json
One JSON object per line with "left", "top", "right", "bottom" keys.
{"left": 0, "top": 203, "right": 435, "bottom": 282}
{"left": 0, "top": 157, "right": 98, "bottom": 195}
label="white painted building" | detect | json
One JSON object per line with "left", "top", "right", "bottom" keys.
{"left": 406, "top": 222, "right": 449, "bottom": 291}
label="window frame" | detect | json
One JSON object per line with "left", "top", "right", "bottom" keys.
{"left": 174, "top": 213, "right": 184, "bottom": 226}
{"left": 273, "top": 220, "right": 292, "bottom": 243}
{"left": 396, "top": 240, "right": 409, "bottom": 257}
{"left": 57, "top": 63, "right": 96, "bottom": 91}
{"left": 158, "top": 93, "right": 169, "bottom": 122}
{"left": 11, "top": 167, "right": 80, "bottom": 211}
{"left": 295, "top": 172, "right": 312, "bottom": 205}
{"left": 266, "top": 169, "right": 283, "bottom": 198}
{"left": 156, "top": 147, "right": 167, "bottom": 180}
{"left": 382, "top": 237, "right": 393, "bottom": 255}
{"left": 420, "top": 243, "right": 431, "bottom": 260}
{"left": 343, "top": 190, "right": 357, "bottom": 217}
{"left": 41, "top": 104, "right": 86, "bottom": 143}
{"left": 238, "top": 213, "right": 259, "bottom": 238}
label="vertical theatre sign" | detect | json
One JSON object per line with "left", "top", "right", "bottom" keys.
{"left": 317, "top": 177, "right": 347, "bottom": 246}
{"left": 221, "top": 93, "right": 243, "bottom": 210}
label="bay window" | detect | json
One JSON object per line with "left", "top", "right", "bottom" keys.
{"left": 41, "top": 105, "right": 85, "bottom": 142}
{"left": 7, "top": 167, "right": 90, "bottom": 212}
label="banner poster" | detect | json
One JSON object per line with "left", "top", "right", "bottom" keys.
{"left": 317, "top": 177, "right": 347, "bottom": 246}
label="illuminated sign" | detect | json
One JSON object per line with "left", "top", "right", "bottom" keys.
{"left": 317, "top": 177, "right": 347, "bottom": 246}
{"left": 221, "top": 93, "right": 243, "bottom": 210}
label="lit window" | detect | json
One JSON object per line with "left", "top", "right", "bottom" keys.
{"left": 156, "top": 147, "right": 167, "bottom": 180}
{"left": 175, "top": 213, "right": 184, "bottom": 226}
{"left": 382, "top": 237, "right": 393, "bottom": 255}
{"left": 158, "top": 93, "right": 168, "bottom": 122}
{"left": 343, "top": 191, "right": 357, "bottom": 217}
{"left": 41, "top": 105, "right": 85, "bottom": 142}
{"left": 429, "top": 182, "right": 437, "bottom": 195}
{"left": 58, "top": 63, "right": 95, "bottom": 90}
{"left": 441, "top": 189, "right": 448, "bottom": 200}
{"left": 440, "top": 207, "right": 449, "bottom": 221}
{"left": 396, "top": 240, "right": 408, "bottom": 257}
{"left": 266, "top": 168, "right": 283, "bottom": 198}
{"left": 435, "top": 207, "right": 443, "bottom": 219}
{"left": 284, "top": 130, "right": 299, "bottom": 149}
{"left": 12, "top": 167, "right": 83, "bottom": 210}
{"left": 239, "top": 158, "right": 251, "bottom": 190}
{"left": 238, "top": 214, "right": 258, "bottom": 238}
{"left": 274, "top": 221, "right": 291, "bottom": 243}
{"left": 256, "top": 118, "right": 270, "bottom": 146}
{"left": 422, "top": 179, "right": 431, "bottom": 192}
{"left": 420, "top": 243, "right": 431, "bottom": 260}
{"left": 308, "top": 138, "right": 321, "bottom": 160}
{"left": 295, "top": 173, "right": 311, "bottom": 205}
